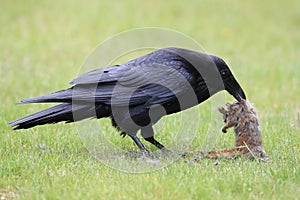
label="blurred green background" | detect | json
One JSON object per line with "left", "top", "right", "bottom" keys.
{"left": 1, "top": 0, "right": 299, "bottom": 199}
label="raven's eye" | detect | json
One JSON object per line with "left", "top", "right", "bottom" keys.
{"left": 221, "top": 71, "right": 226, "bottom": 75}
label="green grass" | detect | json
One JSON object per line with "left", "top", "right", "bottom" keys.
{"left": 1, "top": 0, "right": 300, "bottom": 199}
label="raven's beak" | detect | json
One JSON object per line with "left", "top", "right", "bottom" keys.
{"left": 225, "top": 77, "right": 246, "bottom": 101}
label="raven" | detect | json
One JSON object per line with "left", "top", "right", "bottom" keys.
{"left": 9, "top": 47, "right": 246, "bottom": 155}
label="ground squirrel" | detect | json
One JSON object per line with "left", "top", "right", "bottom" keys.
{"left": 204, "top": 99, "right": 267, "bottom": 162}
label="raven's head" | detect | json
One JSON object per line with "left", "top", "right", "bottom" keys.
{"left": 210, "top": 55, "right": 246, "bottom": 101}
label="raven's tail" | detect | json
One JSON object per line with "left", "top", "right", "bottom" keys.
{"left": 15, "top": 89, "right": 73, "bottom": 104}
{"left": 8, "top": 103, "right": 99, "bottom": 130}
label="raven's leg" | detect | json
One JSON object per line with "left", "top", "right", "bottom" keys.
{"left": 141, "top": 126, "right": 166, "bottom": 150}
{"left": 126, "top": 133, "right": 150, "bottom": 156}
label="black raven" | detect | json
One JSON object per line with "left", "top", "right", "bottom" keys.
{"left": 9, "top": 47, "right": 246, "bottom": 155}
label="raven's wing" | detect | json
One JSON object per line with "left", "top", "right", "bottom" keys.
{"left": 70, "top": 62, "right": 196, "bottom": 106}
{"left": 69, "top": 48, "right": 188, "bottom": 85}
{"left": 70, "top": 49, "right": 198, "bottom": 106}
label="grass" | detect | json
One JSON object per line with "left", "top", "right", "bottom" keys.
{"left": 1, "top": 0, "right": 300, "bottom": 199}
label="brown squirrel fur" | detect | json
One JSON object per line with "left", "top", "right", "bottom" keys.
{"left": 204, "top": 99, "right": 267, "bottom": 162}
